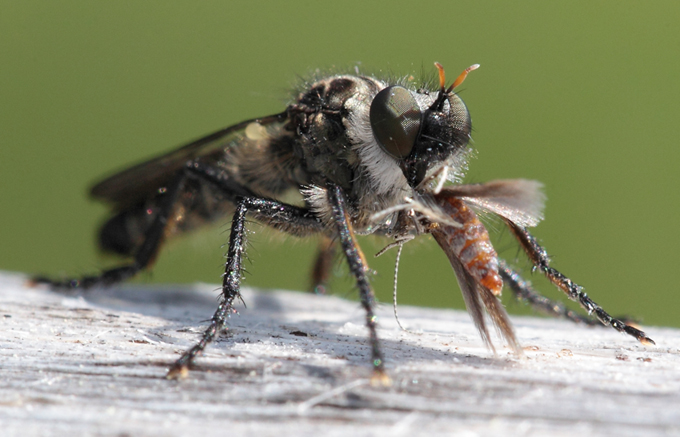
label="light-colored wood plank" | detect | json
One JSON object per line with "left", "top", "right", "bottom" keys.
{"left": 1, "top": 271, "right": 678, "bottom": 436}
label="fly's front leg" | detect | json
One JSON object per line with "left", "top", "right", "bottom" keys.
{"left": 505, "top": 221, "right": 655, "bottom": 345}
{"left": 32, "top": 173, "right": 187, "bottom": 290}
{"left": 327, "top": 184, "right": 390, "bottom": 386}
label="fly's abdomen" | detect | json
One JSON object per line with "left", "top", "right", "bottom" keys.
{"left": 98, "top": 206, "right": 153, "bottom": 256}
{"left": 435, "top": 196, "right": 502, "bottom": 295}
{"left": 98, "top": 179, "right": 234, "bottom": 257}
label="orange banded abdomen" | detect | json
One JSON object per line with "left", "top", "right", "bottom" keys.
{"left": 434, "top": 196, "right": 502, "bottom": 295}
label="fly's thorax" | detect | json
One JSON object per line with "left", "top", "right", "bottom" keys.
{"left": 220, "top": 125, "right": 304, "bottom": 198}
{"left": 290, "top": 75, "right": 370, "bottom": 192}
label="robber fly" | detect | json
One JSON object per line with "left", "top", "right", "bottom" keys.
{"left": 34, "top": 62, "right": 654, "bottom": 384}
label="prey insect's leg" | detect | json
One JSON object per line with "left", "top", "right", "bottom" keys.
{"left": 505, "top": 221, "right": 655, "bottom": 345}
{"left": 32, "top": 174, "right": 187, "bottom": 289}
{"left": 166, "top": 195, "right": 324, "bottom": 378}
{"left": 498, "top": 260, "right": 599, "bottom": 325}
{"left": 327, "top": 184, "right": 389, "bottom": 385}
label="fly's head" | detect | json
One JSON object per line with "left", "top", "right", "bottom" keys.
{"left": 368, "top": 63, "right": 477, "bottom": 194}
{"left": 301, "top": 63, "right": 479, "bottom": 233}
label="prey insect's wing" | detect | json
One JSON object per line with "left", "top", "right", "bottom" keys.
{"left": 431, "top": 179, "right": 543, "bottom": 354}
{"left": 90, "top": 112, "right": 289, "bottom": 209}
{"left": 431, "top": 186, "right": 526, "bottom": 354}
{"left": 447, "top": 252, "right": 493, "bottom": 349}
{"left": 434, "top": 231, "right": 522, "bottom": 354}
{"left": 440, "top": 179, "right": 545, "bottom": 228}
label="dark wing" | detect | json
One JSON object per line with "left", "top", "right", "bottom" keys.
{"left": 439, "top": 179, "right": 545, "bottom": 228}
{"left": 90, "top": 111, "right": 289, "bottom": 209}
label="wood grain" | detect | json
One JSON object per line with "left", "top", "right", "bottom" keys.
{"left": 1, "top": 272, "right": 678, "bottom": 436}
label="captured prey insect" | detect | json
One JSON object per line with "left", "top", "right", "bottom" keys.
{"left": 33, "top": 62, "right": 654, "bottom": 384}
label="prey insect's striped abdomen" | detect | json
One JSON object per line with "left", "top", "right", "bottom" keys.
{"left": 435, "top": 196, "right": 502, "bottom": 296}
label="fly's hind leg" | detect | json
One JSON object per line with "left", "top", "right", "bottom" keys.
{"left": 505, "top": 221, "right": 654, "bottom": 345}
{"left": 32, "top": 174, "right": 188, "bottom": 290}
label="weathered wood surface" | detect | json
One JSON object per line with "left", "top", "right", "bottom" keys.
{"left": 1, "top": 271, "right": 678, "bottom": 436}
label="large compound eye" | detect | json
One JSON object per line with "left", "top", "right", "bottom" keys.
{"left": 370, "top": 86, "right": 422, "bottom": 159}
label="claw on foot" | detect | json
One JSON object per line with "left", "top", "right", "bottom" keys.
{"left": 640, "top": 336, "right": 656, "bottom": 347}
{"left": 166, "top": 364, "right": 189, "bottom": 380}
{"left": 370, "top": 369, "right": 392, "bottom": 387}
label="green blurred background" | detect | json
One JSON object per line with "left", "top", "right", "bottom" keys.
{"left": 2, "top": 1, "right": 679, "bottom": 328}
